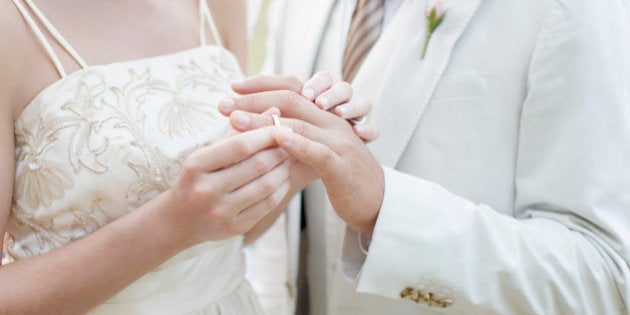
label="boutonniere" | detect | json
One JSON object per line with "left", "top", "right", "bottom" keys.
{"left": 421, "top": 0, "right": 446, "bottom": 59}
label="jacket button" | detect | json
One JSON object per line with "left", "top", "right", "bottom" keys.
{"left": 400, "top": 287, "right": 414, "bottom": 299}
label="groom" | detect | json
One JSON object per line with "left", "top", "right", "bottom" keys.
{"left": 261, "top": 1, "right": 420, "bottom": 313}
{"left": 225, "top": 0, "right": 630, "bottom": 314}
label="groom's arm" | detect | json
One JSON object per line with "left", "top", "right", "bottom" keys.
{"left": 340, "top": 0, "right": 630, "bottom": 313}
{"left": 346, "top": 1, "right": 630, "bottom": 314}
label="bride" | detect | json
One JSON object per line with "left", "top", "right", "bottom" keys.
{"left": 0, "top": 0, "right": 372, "bottom": 314}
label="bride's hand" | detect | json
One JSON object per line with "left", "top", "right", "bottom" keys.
{"left": 162, "top": 127, "right": 291, "bottom": 247}
{"left": 230, "top": 72, "right": 379, "bottom": 143}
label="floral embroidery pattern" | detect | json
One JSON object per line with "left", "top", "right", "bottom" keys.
{"left": 14, "top": 111, "right": 74, "bottom": 208}
{"left": 8, "top": 203, "right": 70, "bottom": 258}
{"left": 14, "top": 159, "right": 73, "bottom": 209}
{"left": 7, "top": 48, "right": 241, "bottom": 259}
{"left": 158, "top": 60, "right": 239, "bottom": 137}
{"left": 61, "top": 75, "right": 111, "bottom": 174}
{"left": 103, "top": 69, "right": 173, "bottom": 200}
{"left": 7, "top": 198, "right": 112, "bottom": 260}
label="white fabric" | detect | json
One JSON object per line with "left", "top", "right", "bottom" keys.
{"left": 268, "top": 0, "right": 630, "bottom": 314}
{"left": 246, "top": 213, "right": 293, "bottom": 315}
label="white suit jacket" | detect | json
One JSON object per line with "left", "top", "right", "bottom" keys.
{"left": 266, "top": 0, "right": 630, "bottom": 314}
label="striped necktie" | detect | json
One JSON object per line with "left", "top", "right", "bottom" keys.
{"left": 342, "top": 0, "right": 386, "bottom": 82}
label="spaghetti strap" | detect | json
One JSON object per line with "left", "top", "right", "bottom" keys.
{"left": 22, "top": 0, "right": 89, "bottom": 69}
{"left": 14, "top": 0, "right": 219, "bottom": 78}
{"left": 199, "top": 0, "right": 224, "bottom": 47}
{"left": 11, "top": 0, "right": 68, "bottom": 77}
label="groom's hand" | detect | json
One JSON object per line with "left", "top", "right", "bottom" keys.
{"left": 229, "top": 73, "right": 379, "bottom": 142}
{"left": 218, "top": 81, "right": 384, "bottom": 234}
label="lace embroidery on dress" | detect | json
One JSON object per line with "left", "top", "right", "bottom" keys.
{"left": 9, "top": 48, "right": 242, "bottom": 259}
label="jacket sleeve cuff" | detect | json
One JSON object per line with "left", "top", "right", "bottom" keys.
{"left": 353, "top": 166, "right": 475, "bottom": 300}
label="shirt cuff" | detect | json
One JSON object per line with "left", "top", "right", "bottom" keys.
{"left": 359, "top": 232, "right": 372, "bottom": 254}
{"left": 341, "top": 228, "right": 368, "bottom": 282}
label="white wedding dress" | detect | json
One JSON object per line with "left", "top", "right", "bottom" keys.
{"left": 5, "top": 1, "right": 263, "bottom": 314}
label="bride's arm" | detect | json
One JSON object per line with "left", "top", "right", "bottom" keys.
{"left": 0, "top": 35, "right": 183, "bottom": 312}
{"left": 1, "top": 10, "right": 181, "bottom": 314}
{"left": 1, "top": 108, "right": 290, "bottom": 314}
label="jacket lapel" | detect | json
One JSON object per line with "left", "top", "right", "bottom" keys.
{"left": 279, "top": 0, "right": 337, "bottom": 79}
{"left": 353, "top": 0, "right": 484, "bottom": 167}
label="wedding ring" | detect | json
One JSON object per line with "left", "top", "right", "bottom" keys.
{"left": 272, "top": 114, "right": 281, "bottom": 127}
{"left": 350, "top": 116, "right": 366, "bottom": 125}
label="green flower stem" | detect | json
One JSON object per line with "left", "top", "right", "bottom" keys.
{"left": 421, "top": 32, "right": 432, "bottom": 59}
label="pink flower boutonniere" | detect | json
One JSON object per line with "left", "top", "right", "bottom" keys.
{"left": 421, "top": 0, "right": 446, "bottom": 59}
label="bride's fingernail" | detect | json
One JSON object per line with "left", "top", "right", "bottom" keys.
{"left": 302, "top": 88, "right": 315, "bottom": 100}
{"left": 233, "top": 111, "right": 251, "bottom": 128}
{"left": 219, "top": 99, "right": 235, "bottom": 111}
